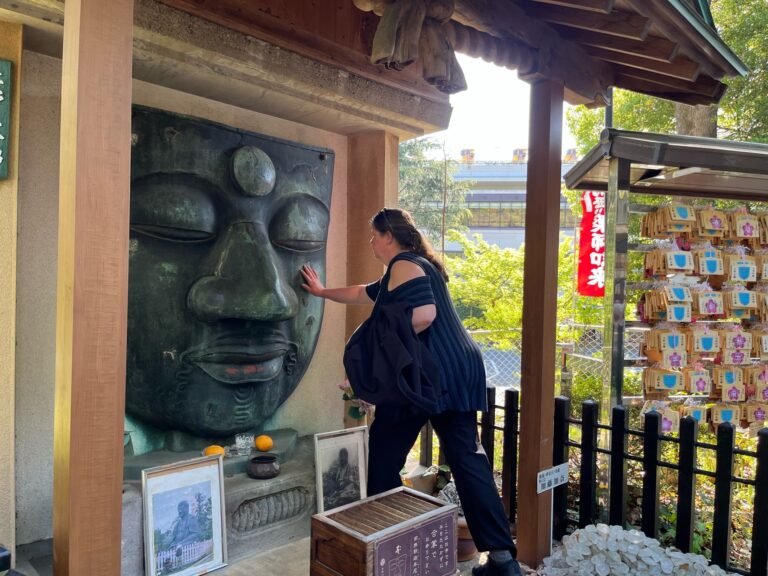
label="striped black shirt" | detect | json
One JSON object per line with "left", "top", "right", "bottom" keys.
{"left": 365, "top": 252, "right": 487, "bottom": 413}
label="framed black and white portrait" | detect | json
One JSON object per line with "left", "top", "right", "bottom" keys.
{"left": 142, "top": 455, "right": 227, "bottom": 576}
{"left": 314, "top": 426, "right": 368, "bottom": 513}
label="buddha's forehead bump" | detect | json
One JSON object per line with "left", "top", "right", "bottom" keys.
{"left": 131, "top": 109, "right": 333, "bottom": 207}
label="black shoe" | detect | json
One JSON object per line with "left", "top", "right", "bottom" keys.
{"left": 472, "top": 557, "right": 522, "bottom": 576}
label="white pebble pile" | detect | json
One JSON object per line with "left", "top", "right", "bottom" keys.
{"left": 539, "top": 524, "right": 735, "bottom": 576}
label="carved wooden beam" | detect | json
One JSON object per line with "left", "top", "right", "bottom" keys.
{"left": 521, "top": 3, "right": 651, "bottom": 41}
{"left": 451, "top": 0, "right": 613, "bottom": 104}
{"left": 444, "top": 20, "right": 537, "bottom": 74}
{"left": 531, "top": 0, "right": 614, "bottom": 14}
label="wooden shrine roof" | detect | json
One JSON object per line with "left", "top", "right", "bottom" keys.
{"left": 158, "top": 0, "right": 747, "bottom": 108}
{"left": 450, "top": 0, "right": 746, "bottom": 106}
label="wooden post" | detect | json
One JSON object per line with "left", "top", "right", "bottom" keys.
{"left": 344, "top": 131, "right": 398, "bottom": 427}
{"left": 53, "top": 0, "right": 133, "bottom": 573}
{"left": 345, "top": 131, "right": 399, "bottom": 338}
{"left": 0, "top": 21, "right": 22, "bottom": 557}
{"left": 517, "top": 79, "right": 563, "bottom": 565}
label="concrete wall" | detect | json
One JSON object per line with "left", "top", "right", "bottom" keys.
{"left": 14, "top": 52, "right": 349, "bottom": 545}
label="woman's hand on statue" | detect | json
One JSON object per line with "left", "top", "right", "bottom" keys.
{"left": 300, "top": 264, "right": 325, "bottom": 297}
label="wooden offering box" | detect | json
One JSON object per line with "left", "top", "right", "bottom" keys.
{"left": 311, "top": 487, "right": 458, "bottom": 576}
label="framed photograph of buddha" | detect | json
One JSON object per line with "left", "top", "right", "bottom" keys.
{"left": 314, "top": 426, "right": 368, "bottom": 513}
{"left": 142, "top": 455, "right": 227, "bottom": 576}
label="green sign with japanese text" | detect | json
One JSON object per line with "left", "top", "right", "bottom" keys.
{"left": 0, "top": 60, "right": 10, "bottom": 180}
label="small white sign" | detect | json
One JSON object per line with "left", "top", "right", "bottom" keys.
{"left": 537, "top": 462, "right": 569, "bottom": 494}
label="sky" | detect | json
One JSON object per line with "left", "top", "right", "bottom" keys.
{"left": 428, "top": 53, "right": 578, "bottom": 161}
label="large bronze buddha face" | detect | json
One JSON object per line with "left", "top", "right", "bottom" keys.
{"left": 127, "top": 107, "right": 333, "bottom": 437}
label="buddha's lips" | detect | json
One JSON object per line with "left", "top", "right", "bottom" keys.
{"left": 189, "top": 347, "right": 288, "bottom": 384}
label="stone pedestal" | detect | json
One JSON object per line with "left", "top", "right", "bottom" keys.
{"left": 121, "top": 485, "right": 144, "bottom": 576}
{"left": 225, "top": 436, "right": 316, "bottom": 562}
{"left": 121, "top": 435, "right": 316, "bottom": 574}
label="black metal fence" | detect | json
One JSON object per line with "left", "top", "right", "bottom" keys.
{"left": 421, "top": 389, "right": 768, "bottom": 576}
{"left": 551, "top": 396, "right": 768, "bottom": 576}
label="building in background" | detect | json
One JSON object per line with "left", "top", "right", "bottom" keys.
{"left": 446, "top": 149, "right": 578, "bottom": 252}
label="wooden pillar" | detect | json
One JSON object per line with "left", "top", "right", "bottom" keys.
{"left": 53, "top": 0, "right": 133, "bottom": 573}
{"left": 0, "top": 21, "right": 22, "bottom": 556}
{"left": 344, "top": 131, "right": 398, "bottom": 427}
{"left": 345, "top": 131, "right": 399, "bottom": 338}
{"left": 517, "top": 79, "right": 564, "bottom": 565}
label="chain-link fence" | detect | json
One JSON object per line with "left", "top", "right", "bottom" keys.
{"left": 472, "top": 324, "right": 646, "bottom": 403}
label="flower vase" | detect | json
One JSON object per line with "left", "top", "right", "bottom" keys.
{"left": 343, "top": 399, "right": 367, "bottom": 428}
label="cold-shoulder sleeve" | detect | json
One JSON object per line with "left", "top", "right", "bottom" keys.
{"left": 387, "top": 276, "right": 435, "bottom": 307}
{"left": 365, "top": 279, "right": 382, "bottom": 302}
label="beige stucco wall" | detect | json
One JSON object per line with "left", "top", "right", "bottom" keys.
{"left": 15, "top": 50, "right": 60, "bottom": 546}
{"left": 14, "top": 52, "right": 349, "bottom": 545}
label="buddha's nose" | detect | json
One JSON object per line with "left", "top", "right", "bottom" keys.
{"left": 187, "top": 221, "right": 298, "bottom": 322}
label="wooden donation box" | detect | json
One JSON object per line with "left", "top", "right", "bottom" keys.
{"left": 311, "top": 487, "right": 458, "bottom": 576}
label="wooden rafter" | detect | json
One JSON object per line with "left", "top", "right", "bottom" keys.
{"left": 557, "top": 27, "right": 679, "bottom": 63}
{"left": 531, "top": 0, "right": 614, "bottom": 14}
{"left": 583, "top": 45, "right": 701, "bottom": 81}
{"left": 624, "top": 0, "right": 732, "bottom": 79}
{"left": 616, "top": 74, "right": 727, "bottom": 105}
{"left": 522, "top": 3, "right": 651, "bottom": 42}
{"left": 612, "top": 63, "right": 723, "bottom": 96}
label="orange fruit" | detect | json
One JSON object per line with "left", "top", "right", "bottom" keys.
{"left": 254, "top": 434, "right": 274, "bottom": 452}
{"left": 203, "top": 445, "right": 225, "bottom": 457}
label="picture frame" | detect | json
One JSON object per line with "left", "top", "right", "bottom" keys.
{"left": 314, "top": 426, "right": 368, "bottom": 513}
{"left": 142, "top": 455, "right": 227, "bottom": 576}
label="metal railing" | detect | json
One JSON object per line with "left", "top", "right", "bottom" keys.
{"left": 421, "top": 391, "right": 768, "bottom": 575}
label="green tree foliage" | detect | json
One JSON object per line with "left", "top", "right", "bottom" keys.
{"left": 445, "top": 230, "right": 602, "bottom": 348}
{"left": 712, "top": 0, "right": 768, "bottom": 141}
{"left": 446, "top": 231, "right": 525, "bottom": 346}
{"left": 566, "top": 0, "right": 767, "bottom": 151}
{"left": 565, "top": 90, "right": 675, "bottom": 155}
{"left": 398, "top": 138, "right": 472, "bottom": 246}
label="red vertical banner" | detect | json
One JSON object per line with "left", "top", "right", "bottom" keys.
{"left": 577, "top": 191, "right": 606, "bottom": 297}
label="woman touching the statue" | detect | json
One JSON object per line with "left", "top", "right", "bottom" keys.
{"left": 301, "top": 208, "right": 521, "bottom": 576}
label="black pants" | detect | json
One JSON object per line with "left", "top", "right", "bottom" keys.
{"left": 367, "top": 406, "right": 516, "bottom": 555}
